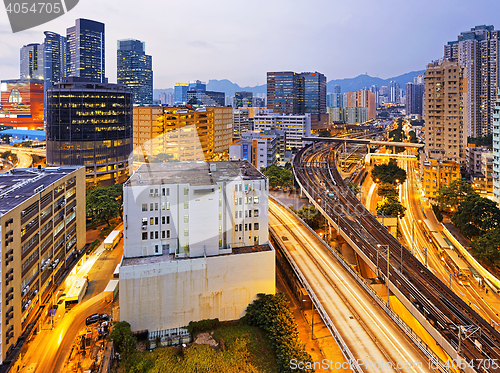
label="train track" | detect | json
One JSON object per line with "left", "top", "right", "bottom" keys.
{"left": 293, "top": 141, "right": 500, "bottom": 372}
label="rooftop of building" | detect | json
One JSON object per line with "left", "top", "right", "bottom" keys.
{"left": 0, "top": 167, "right": 82, "bottom": 215}
{"left": 122, "top": 243, "right": 272, "bottom": 267}
{"left": 50, "top": 77, "right": 129, "bottom": 91}
{"left": 124, "top": 160, "right": 265, "bottom": 187}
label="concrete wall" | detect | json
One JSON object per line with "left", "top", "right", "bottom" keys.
{"left": 120, "top": 249, "right": 275, "bottom": 332}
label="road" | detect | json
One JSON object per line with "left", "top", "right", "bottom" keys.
{"left": 397, "top": 151, "right": 500, "bottom": 326}
{"left": 18, "top": 233, "right": 123, "bottom": 373}
{"left": 0, "top": 144, "right": 45, "bottom": 157}
{"left": 15, "top": 151, "right": 32, "bottom": 168}
{"left": 270, "top": 198, "right": 434, "bottom": 373}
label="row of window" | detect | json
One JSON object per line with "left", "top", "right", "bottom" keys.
{"left": 235, "top": 223, "right": 259, "bottom": 231}
{"left": 142, "top": 230, "right": 171, "bottom": 240}
{"left": 142, "top": 216, "right": 171, "bottom": 225}
{"left": 142, "top": 202, "right": 170, "bottom": 211}
{"left": 235, "top": 209, "right": 259, "bottom": 218}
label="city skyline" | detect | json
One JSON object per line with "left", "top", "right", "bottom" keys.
{"left": 0, "top": 0, "right": 499, "bottom": 89}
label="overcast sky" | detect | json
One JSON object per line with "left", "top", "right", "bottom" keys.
{"left": 1, "top": 0, "right": 499, "bottom": 89}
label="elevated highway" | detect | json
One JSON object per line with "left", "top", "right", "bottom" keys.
{"left": 270, "top": 198, "right": 437, "bottom": 373}
{"left": 293, "top": 143, "right": 500, "bottom": 373}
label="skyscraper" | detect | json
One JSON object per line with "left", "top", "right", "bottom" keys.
{"left": 405, "top": 82, "right": 424, "bottom": 116}
{"left": 174, "top": 83, "right": 188, "bottom": 104}
{"left": 20, "top": 43, "right": 44, "bottom": 80}
{"left": 66, "top": 18, "right": 105, "bottom": 83}
{"left": 43, "top": 31, "right": 67, "bottom": 90}
{"left": 235, "top": 91, "right": 253, "bottom": 108}
{"left": 188, "top": 80, "right": 206, "bottom": 92}
{"left": 117, "top": 39, "right": 153, "bottom": 105}
{"left": 389, "top": 81, "right": 400, "bottom": 103}
{"left": 267, "top": 71, "right": 327, "bottom": 129}
{"left": 444, "top": 25, "right": 500, "bottom": 138}
{"left": 334, "top": 84, "right": 341, "bottom": 94}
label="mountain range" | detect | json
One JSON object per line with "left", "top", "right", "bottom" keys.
{"left": 153, "top": 70, "right": 425, "bottom": 99}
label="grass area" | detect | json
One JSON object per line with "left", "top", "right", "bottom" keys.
{"left": 114, "top": 321, "right": 277, "bottom": 373}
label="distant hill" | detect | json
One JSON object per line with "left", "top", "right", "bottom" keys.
{"left": 327, "top": 70, "right": 425, "bottom": 93}
{"left": 153, "top": 70, "right": 425, "bottom": 99}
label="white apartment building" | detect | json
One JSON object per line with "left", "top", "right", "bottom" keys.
{"left": 493, "top": 88, "right": 500, "bottom": 202}
{"left": 253, "top": 110, "right": 311, "bottom": 151}
{"left": 229, "top": 130, "right": 286, "bottom": 169}
{"left": 120, "top": 161, "right": 275, "bottom": 339}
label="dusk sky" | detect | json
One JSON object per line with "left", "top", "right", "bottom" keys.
{"left": 1, "top": 0, "right": 499, "bottom": 89}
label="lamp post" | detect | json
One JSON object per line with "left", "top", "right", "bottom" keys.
{"left": 378, "top": 244, "right": 390, "bottom": 307}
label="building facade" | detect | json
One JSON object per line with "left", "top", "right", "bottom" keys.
{"left": 492, "top": 88, "right": 500, "bottom": 202}
{"left": 120, "top": 161, "right": 275, "bottom": 337}
{"left": 406, "top": 82, "right": 424, "bottom": 116}
{"left": 117, "top": 39, "right": 153, "bottom": 105}
{"left": 20, "top": 44, "right": 44, "bottom": 81}
{"left": 229, "top": 130, "right": 286, "bottom": 168}
{"left": 389, "top": 81, "right": 400, "bottom": 103}
{"left": 445, "top": 25, "right": 500, "bottom": 138}
{"left": 0, "top": 167, "right": 86, "bottom": 362}
{"left": 174, "top": 83, "right": 188, "bottom": 105}
{"left": 421, "top": 159, "right": 460, "bottom": 199}
{"left": 46, "top": 78, "right": 133, "bottom": 185}
{"left": 235, "top": 92, "right": 253, "bottom": 108}
{"left": 187, "top": 90, "right": 225, "bottom": 107}
{"left": 66, "top": 18, "right": 105, "bottom": 83}
{"left": 0, "top": 79, "right": 44, "bottom": 130}
{"left": 253, "top": 110, "right": 310, "bottom": 151}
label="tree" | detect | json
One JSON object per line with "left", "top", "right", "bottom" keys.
{"left": 263, "top": 165, "right": 294, "bottom": 189}
{"left": 86, "top": 185, "right": 122, "bottom": 226}
{"left": 451, "top": 194, "right": 500, "bottom": 239}
{"left": 377, "top": 182, "right": 397, "bottom": 196}
{"left": 109, "top": 321, "right": 137, "bottom": 357}
{"left": 471, "top": 229, "right": 500, "bottom": 266}
{"left": 291, "top": 205, "right": 322, "bottom": 229}
{"left": 371, "top": 161, "right": 407, "bottom": 184}
{"left": 435, "top": 179, "right": 475, "bottom": 213}
{"left": 377, "top": 194, "right": 406, "bottom": 218}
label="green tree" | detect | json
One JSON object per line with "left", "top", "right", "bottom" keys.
{"left": 377, "top": 182, "right": 398, "bottom": 196}
{"left": 371, "top": 161, "right": 407, "bottom": 184}
{"left": 291, "top": 205, "right": 322, "bottom": 229}
{"left": 471, "top": 229, "right": 500, "bottom": 266}
{"left": 263, "top": 165, "right": 294, "bottom": 189}
{"left": 110, "top": 321, "right": 137, "bottom": 357}
{"left": 435, "top": 179, "right": 475, "bottom": 213}
{"left": 451, "top": 194, "right": 500, "bottom": 239}
{"left": 86, "top": 185, "right": 122, "bottom": 226}
{"left": 377, "top": 194, "right": 406, "bottom": 218}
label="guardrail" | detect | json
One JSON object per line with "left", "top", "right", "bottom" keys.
{"left": 289, "top": 160, "right": 452, "bottom": 373}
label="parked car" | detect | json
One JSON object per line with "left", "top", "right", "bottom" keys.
{"left": 86, "top": 313, "right": 100, "bottom": 326}
{"left": 100, "top": 313, "right": 109, "bottom": 321}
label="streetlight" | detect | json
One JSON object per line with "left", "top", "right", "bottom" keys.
{"left": 377, "top": 244, "right": 390, "bottom": 307}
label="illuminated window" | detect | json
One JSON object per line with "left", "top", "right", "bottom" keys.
{"left": 184, "top": 201, "right": 188, "bottom": 209}
{"left": 8, "top": 88, "right": 22, "bottom": 103}
{"left": 184, "top": 228, "right": 189, "bottom": 236}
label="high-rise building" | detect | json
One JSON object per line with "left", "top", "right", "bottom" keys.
{"left": 389, "top": 81, "right": 400, "bottom": 103}
{"left": 235, "top": 92, "right": 253, "bottom": 108}
{"left": 347, "top": 90, "right": 376, "bottom": 121}
{"left": 370, "top": 85, "right": 379, "bottom": 107}
{"left": 406, "top": 82, "right": 424, "bottom": 116}
{"left": 20, "top": 44, "right": 44, "bottom": 80}
{"left": 267, "top": 71, "right": 327, "bottom": 129}
{"left": 0, "top": 166, "right": 86, "bottom": 362}
{"left": 119, "top": 161, "right": 275, "bottom": 339}
{"left": 46, "top": 78, "right": 132, "bottom": 185}
{"left": 66, "top": 18, "right": 105, "bottom": 83}
{"left": 42, "top": 31, "right": 67, "bottom": 90}
{"left": 301, "top": 72, "right": 327, "bottom": 129}
{"left": 174, "top": 83, "right": 188, "bottom": 105}
{"left": 492, "top": 88, "right": 500, "bottom": 202}
{"left": 266, "top": 71, "right": 303, "bottom": 115}
{"left": 187, "top": 90, "right": 225, "bottom": 107}
{"left": 0, "top": 79, "right": 44, "bottom": 129}
{"left": 445, "top": 25, "right": 500, "bottom": 138}
{"left": 253, "top": 96, "right": 265, "bottom": 107}
{"left": 188, "top": 80, "right": 206, "bottom": 92}
{"left": 334, "top": 84, "right": 341, "bottom": 94}
{"left": 117, "top": 39, "right": 153, "bottom": 105}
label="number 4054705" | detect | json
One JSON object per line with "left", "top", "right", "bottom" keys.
{"left": 5, "top": 2, "right": 61, "bottom": 14}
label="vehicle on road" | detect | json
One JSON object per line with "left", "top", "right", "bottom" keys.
{"left": 86, "top": 313, "right": 100, "bottom": 326}
{"left": 104, "top": 230, "right": 122, "bottom": 250}
{"left": 65, "top": 278, "right": 88, "bottom": 308}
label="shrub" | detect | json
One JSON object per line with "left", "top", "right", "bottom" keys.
{"left": 186, "top": 318, "right": 220, "bottom": 336}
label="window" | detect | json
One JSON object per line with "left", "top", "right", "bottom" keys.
{"left": 184, "top": 187, "right": 189, "bottom": 195}
{"left": 155, "top": 203, "right": 159, "bottom": 211}
{"left": 235, "top": 198, "right": 238, "bottom": 205}
{"left": 235, "top": 225, "right": 239, "bottom": 232}
{"left": 162, "top": 188, "right": 169, "bottom": 196}
{"left": 155, "top": 245, "right": 159, "bottom": 253}
{"left": 155, "top": 189, "right": 159, "bottom": 195}
{"left": 184, "top": 201, "right": 189, "bottom": 209}
{"left": 161, "top": 202, "right": 166, "bottom": 210}
{"left": 166, "top": 216, "right": 170, "bottom": 224}
{"left": 162, "top": 244, "right": 169, "bottom": 251}
{"left": 249, "top": 210, "right": 252, "bottom": 217}
{"left": 162, "top": 231, "right": 166, "bottom": 239}
{"left": 150, "top": 217, "right": 154, "bottom": 225}
{"left": 239, "top": 211, "right": 242, "bottom": 218}
{"left": 254, "top": 223, "right": 259, "bottom": 230}
{"left": 162, "top": 216, "right": 166, "bottom": 224}
{"left": 155, "top": 217, "right": 158, "bottom": 225}
{"left": 150, "top": 203, "right": 154, "bottom": 211}
{"left": 142, "top": 218, "right": 147, "bottom": 226}
{"left": 245, "top": 210, "right": 248, "bottom": 218}
{"left": 184, "top": 215, "right": 189, "bottom": 223}
{"left": 142, "top": 204, "right": 147, "bottom": 212}
{"left": 167, "top": 230, "right": 170, "bottom": 238}
{"left": 142, "top": 232, "right": 147, "bottom": 240}
{"left": 219, "top": 239, "right": 222, "bottom": 247}
{"left": 219, "top": 199, "right": 222, "bottom": 207}
{"left": 219, "top": 212, "right": 222, "bottom": 220}
{"left": 245, "top": 224, "right": 248, "bottom": 231}
{"left": 235, "top": 211, "right": 238, "bottom": 219}
{"left": 239, "top": 198, "right": 242, "bottom": 205}
{"left": 219, "top": 226, "right": 222, "bottom": 233}
{"left": 155, "top": 231, "right": 159, "bottom": 239}
{"left": 167, "top": 202, "right": 170, "bottom": 210}
{"left": 254, "top": 197, "right": 259, "bottom": 204}
{"left": 254, "top": 209, "right": 259, "bottom": 217}
{"left": 150, "top": 231, "right": 154, "bottom": 239}
{"left": 239, "top": 224, "right": 242, "bottom": 231}
{"left": 184, "top": 229, "right": 189, "bottom": 236}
